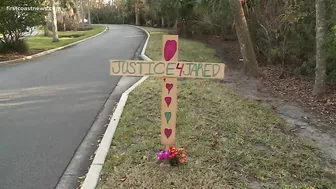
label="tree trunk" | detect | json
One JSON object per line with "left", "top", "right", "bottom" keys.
{"left": 135, "top": 2, "right": 140, "bottom": 26}
{"left": 182, "top": 22, "right": 187, "bottom": 38}
{"left": 80, "top": 0, "right": 85, "bottom": 29}
{"left": 44, "top": 24, "right": 49, "bottom": 36}
{"left": 161, "top": 16, "right": 165, "bottom": 28}
{"left": 50, "top": 0, "right": 59, "bottom": 42}
{"left": 173, "top": 18, "right": 178, "bottom": 28}
{"left": 230, "top": 0, "right": 259, "bottom": 77}
{"left": 44, "top": 15, "right": 51, "bottom": 37}
{"left": 88, "top": 0, "right": 92, "bottom": 28}
{"left": 135, "top": 12, "right": 140, "bottom": 25}
{"left": 313, "top": 0, "right": 327, "bottom": 95}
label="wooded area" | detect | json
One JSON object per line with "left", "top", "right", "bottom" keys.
{"left": 90, "top": 0, "right": 336, "bottom": 96}
{"left": 1, "top": 0, "right": 335, "bottom": 96}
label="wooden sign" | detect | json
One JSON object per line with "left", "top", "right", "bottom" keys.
{"left": 110, "top": 35, "right": 226, "bottom": 148}
{"left": 110, "top": 60, "right": 225, "bottom": 79}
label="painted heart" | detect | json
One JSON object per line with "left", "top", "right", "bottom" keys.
{"left": 166, "top": 83, "right": 173, "bottom": 94}
{"left": 165, "top": 97, "right": 172, "bottom": 107}
{"left": 164, "top": 40, "right": 177, "bottom": 61}
{"left": 164, "top": 128, "right": 172, "bottom": 139}
{"left": 165, "top": 112, "right": 172, "bottom": 123}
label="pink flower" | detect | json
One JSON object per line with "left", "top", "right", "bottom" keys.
{"left": 157, "top": 150, "right": 170, "bottom": 160}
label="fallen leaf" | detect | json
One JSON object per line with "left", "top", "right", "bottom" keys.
{"left": 119, "top": 176, "right": 127, "bottom": 182}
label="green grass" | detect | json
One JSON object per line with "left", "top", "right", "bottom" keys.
{"left": 36, "top": 25, "right": 44, "bottom": 30}
{"left": 97, "top": 28, "right": 336, "bottom": 189}
{"left": 25, "top": 25, "right": 106, "bottom": 51}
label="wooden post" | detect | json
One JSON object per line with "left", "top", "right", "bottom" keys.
{"left": 161, "top": 35, "right": 179, "bottom": 148}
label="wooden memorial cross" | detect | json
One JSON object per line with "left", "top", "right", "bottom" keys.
{"left": 110, "top": 35, "right": 225, "bottom": 148}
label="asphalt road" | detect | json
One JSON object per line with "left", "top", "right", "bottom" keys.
{"left": 0, "top": 25, "right": 145, "bottom": 189}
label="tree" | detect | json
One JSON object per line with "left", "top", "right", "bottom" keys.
{"left": 146, "top": 0, "right": 166, "bottom": 27}
{"left": 0, "top": 0, "right": 44, "bottom": 51}
{"left": 229, "top": 0, "right": 259, "bottom": 77}
{"left": 87, "top": 0, "right": 92, "bottom": 27}
{"left": 135, "top": 0, "right": 141, "bottom": 25}
{"left": 50, "top": 0, "right": 59, "bottom": 42}
{"left": 44, "top": 15, "right": 51, "bottom": 36}
{"left": 172, "top": 0, "right": 196, "bottom": 37}
{"left": 313, "top": 0, "right": 327, "bottom": 95}
{"left": 79, "top": 0, "right": 85, "bottom": 29}
{"left": 42, "top": 0, "right": 51, "bottom": 36}
{"left": 81, "top": 0, "right": 93, "bottom": 27}
{"left": 58, "top": 0, "right": 81, "bottom": 31}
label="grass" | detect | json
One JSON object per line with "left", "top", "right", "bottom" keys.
{"left": 97, "top": 28, "right": 336, "bottom": 189}
{"left": 36, "top": 25, "right": 44, "bottom": 30}
{"left": 25, "top": 25, "right": 106, "bottom": 51}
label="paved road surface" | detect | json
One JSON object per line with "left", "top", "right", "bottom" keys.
{"left": 0, "top": 25, "right": 145, "bottom": 189}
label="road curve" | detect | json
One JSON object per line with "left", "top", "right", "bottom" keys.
{"left": 0, "top": 25, "right": 146, "bottom": 189}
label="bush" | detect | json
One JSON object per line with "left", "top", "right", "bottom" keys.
{"left": 325, "top": 26, "right": 336, "bottom": 83}
{"left": 0, "top": 40, "right": 29, "bottom": 53}
{"left": 243, "top": 0, "right": 336, "bottom": 82}
{"left": 64, "top": 15, "right": 79, "bottom": 31}
{"left": 47, "top": 9, "right": 80, "bottom": 31}
{"left": 0, "top": 0, "right": 44, "bottom": 51}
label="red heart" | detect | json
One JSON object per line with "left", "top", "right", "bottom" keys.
{"left": 165, "top": 97, "right": 172, "bottom": 107}
{"left": 166, "top": 83, "right": 173, "bottom": 94}
{"left": 164, "top": 40, "right": 177, "bottom": 61}
{"left": 164, "top": 128, "right": 172, "bottom": 138}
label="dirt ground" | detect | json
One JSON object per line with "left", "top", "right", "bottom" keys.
{"left": 0, "top": 50, "right": 44, "bottom": 62}
{"left": 204, "top": 39, "right": 336, "bottom": 168}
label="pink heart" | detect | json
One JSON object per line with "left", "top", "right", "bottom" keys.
{"left": 164, "top": 40, "right": 177, "bottom": 61}
{"left": 166, "top": 83, "right": 173, "bottom": 94}
{"left": 165, "top": 97, "right": 172, "bottom": 107}
{"left": 164, "top": 128, "right": 172, "bottom": 138}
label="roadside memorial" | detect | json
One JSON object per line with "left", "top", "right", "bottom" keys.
{"left": 110, "top": 35, "right": 225, "bottom": 165}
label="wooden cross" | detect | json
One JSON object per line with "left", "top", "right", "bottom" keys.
{"left": 110, "top": 35, "right": 225, "bottom": 148}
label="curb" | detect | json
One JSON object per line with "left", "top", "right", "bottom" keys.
{"left": 80, "top": 26, "right": 151, "bottom": 189}
{"left": 127, "top": 25, "right": 152, "bottom": 61}
{"left": 0, "top": 25, "right": 108, "bottom": 65}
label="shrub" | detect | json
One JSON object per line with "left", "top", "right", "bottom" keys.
{"left": 0, "top": 0, "right": 44, "bottom": 49}
{"left": 0, "top": 40, "right": 29, "bottom": 53}
{"left": 325, "top": 26, "right": 336, "bottom": 83}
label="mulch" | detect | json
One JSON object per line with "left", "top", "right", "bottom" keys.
{"left": 0, "top": 50, "right": 44, "bottom": 62}
{"left": 203, "top": 37, "right": 336, "bottom": 123}
{"left": 261, "top": 66, "right": 336, "bottom": 120}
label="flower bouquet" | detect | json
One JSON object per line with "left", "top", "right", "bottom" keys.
{"left": 156, "top": 146, "right": 186, "bottom": 166}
